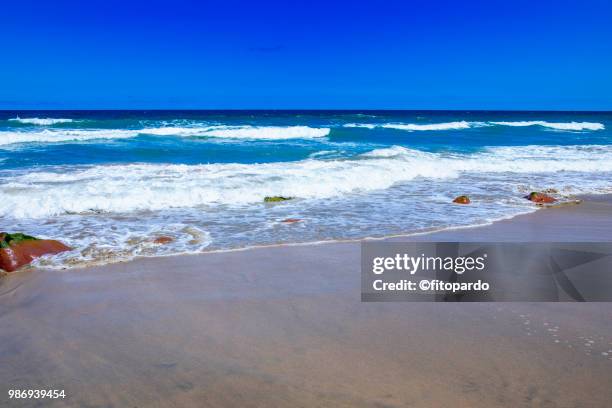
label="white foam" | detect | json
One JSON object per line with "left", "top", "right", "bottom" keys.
{"left": 0, "top": 129, "right": 139, "bottom": 145}
{"left": 8, "top": 117, "right": 74, "bottom": 125}
{"left": 490, "top": 121, "right": 604, "bottom": 131}
{"left": 140, "top": 125, "right": 330, "bottom": 139}
{"left": 344, "top": 121, "right": 473, "bottom": 131}
{"left": 344, "top": 123, "right": 377, "bottom": 129}
{"left": 344, "top": 120, "right": 605, "bottom": 131}
{"left": 382, "top": 121, "right": 473, "bottom": 131}
{"left": 33, "top": 222, "right": 212, "bottom": 269}
{"left": 2, "top": 144, "right": 612, "bottom": 219}
{"left": 0, "top": 125, "right": 330, "bottom": 146}
{"left": 200, "top": 125, "right": 330, "bottom": 139}
{"left": 138, "top": 126, "right": 210, "bottom": 136}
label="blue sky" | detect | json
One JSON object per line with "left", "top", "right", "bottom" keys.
{"left": 2, "top": 0, "right": 611, "bottom": 110}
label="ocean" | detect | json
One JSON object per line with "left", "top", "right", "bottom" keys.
{"left": 1, "top": 110, "right": 611, "bottom": 268}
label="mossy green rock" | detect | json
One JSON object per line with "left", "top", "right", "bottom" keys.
{"left": 0, "top": 232, "right": 39, "bottom": 249}
{"left": 264, "top": 196, "right": 294, "bottom": 202}
{"left": 525, "top": 192, "right": 556, "bottom": 203}
{"left": 0, "top": 232, "right": 70, "bottom": 272}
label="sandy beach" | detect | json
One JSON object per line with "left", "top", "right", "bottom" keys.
{"left": 3, "top": 1, "right": 611, "bottom": 404}
{"left": 2, "top": 196, "right": 612, "bottom": 407}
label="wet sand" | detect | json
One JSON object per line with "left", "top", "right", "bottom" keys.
{"left": 1, "top": 196, "right": 612, "bottom": 407}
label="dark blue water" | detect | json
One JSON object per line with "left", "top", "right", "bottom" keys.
{"left": 1, "top": 111, "right": 611, "bottom": 169}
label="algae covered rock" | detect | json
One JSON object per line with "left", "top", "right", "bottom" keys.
{"left": 264, "top": 196, "right": 294, "bottom": 202}
{"left": 0, "top": 232, "right": 71, "bottom": 272}
{"left": 0, "top": 232, "right": 38, "bottom": 248}
{"left": 453, "top": 195, "right": 471, "bottom": 204}
{"left": 525, "top": 192, "right": 556, "bottom": 204}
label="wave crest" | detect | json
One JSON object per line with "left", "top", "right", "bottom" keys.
{"left": 0, "top": 125, "right": 330, "bottom": 146}
{"left": 0, "top": 129, "right": 138, "bottom": 145}
{"left": 490, "top": 121, "right": 605, "bottom": 131}
{"left": 8, "top": 117, "right": 75, "bottom": 125}
{"left": 2, "top": 144, "right": 612, "bottom": 219}
{"left": 344, "top": 120, "right": 605, "bottom": 131}
{"left": 142, "top": 125, "right": 330, "bottom": 139}
{"left": 344, "top": 121, "right": 473, "bottom": 131}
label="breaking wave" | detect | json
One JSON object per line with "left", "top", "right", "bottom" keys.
{"left": 344, "top": 120, "right": 604, "bottom": 131}
{"left": 0, "top": 125, "right": 330, "bottom": 146}
{"left": 1, "top": 119, "right": 604, "bottom": 147}
{"left": 141, "top": 125, "right": 330, "bottom": 139}
{"left": 0, "top": 129, "right": 139, "bottom": 145}
{"left": 8, "top": 117, "right": 75, "bottom": 125}
{"left": 2, "top": 144, "right": 612, "bottom": 219}
{"left": 382, "top": 121, "right": 474, "bottom": 131}
{"left": 344, "top": 121, "right": 473, "bottom": 131}
{"left": 490, "top": 121, "right": 605, "bottom": 131}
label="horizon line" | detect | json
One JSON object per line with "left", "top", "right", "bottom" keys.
{"left": 2, "top": 108, "right": 612, "bottom": 113}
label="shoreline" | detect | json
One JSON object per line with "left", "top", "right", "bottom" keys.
{"left": 1, "top": 195, "right": 612, "bottom": 407}
{"left": 3, "top": 199, "right": 538, "bottom": 273}
{"left": 28, "top": 193, "right": 612, "bottom": 272}
{"left": 2, "top": 193, "right": 611, "bottom": 279}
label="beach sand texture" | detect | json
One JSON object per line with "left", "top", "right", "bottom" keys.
{"left": 1, "top": 197, "right": 612, "bottom": 407}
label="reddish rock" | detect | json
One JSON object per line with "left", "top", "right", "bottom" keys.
{"left": 281, "top": 218, "right": 302, "bottom": 224}
{"left": 0, "top": 233, "right": 71, "bottom": 272}
{"left": 153, "top": 236, "right": 174, "bottom": 244}
{"left": 453, "top": 195, "right": 471, "bottom": 204}
{"left": 525, "top": 192, "right": 556, "bottom": 204}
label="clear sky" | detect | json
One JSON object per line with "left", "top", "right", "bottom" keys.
{"left": 2, "top": 0, "right": 611, "bottom": 110}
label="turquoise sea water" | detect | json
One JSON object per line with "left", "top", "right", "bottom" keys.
{"left": 1, "top": 111, "right": 611, "bottom": 267}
